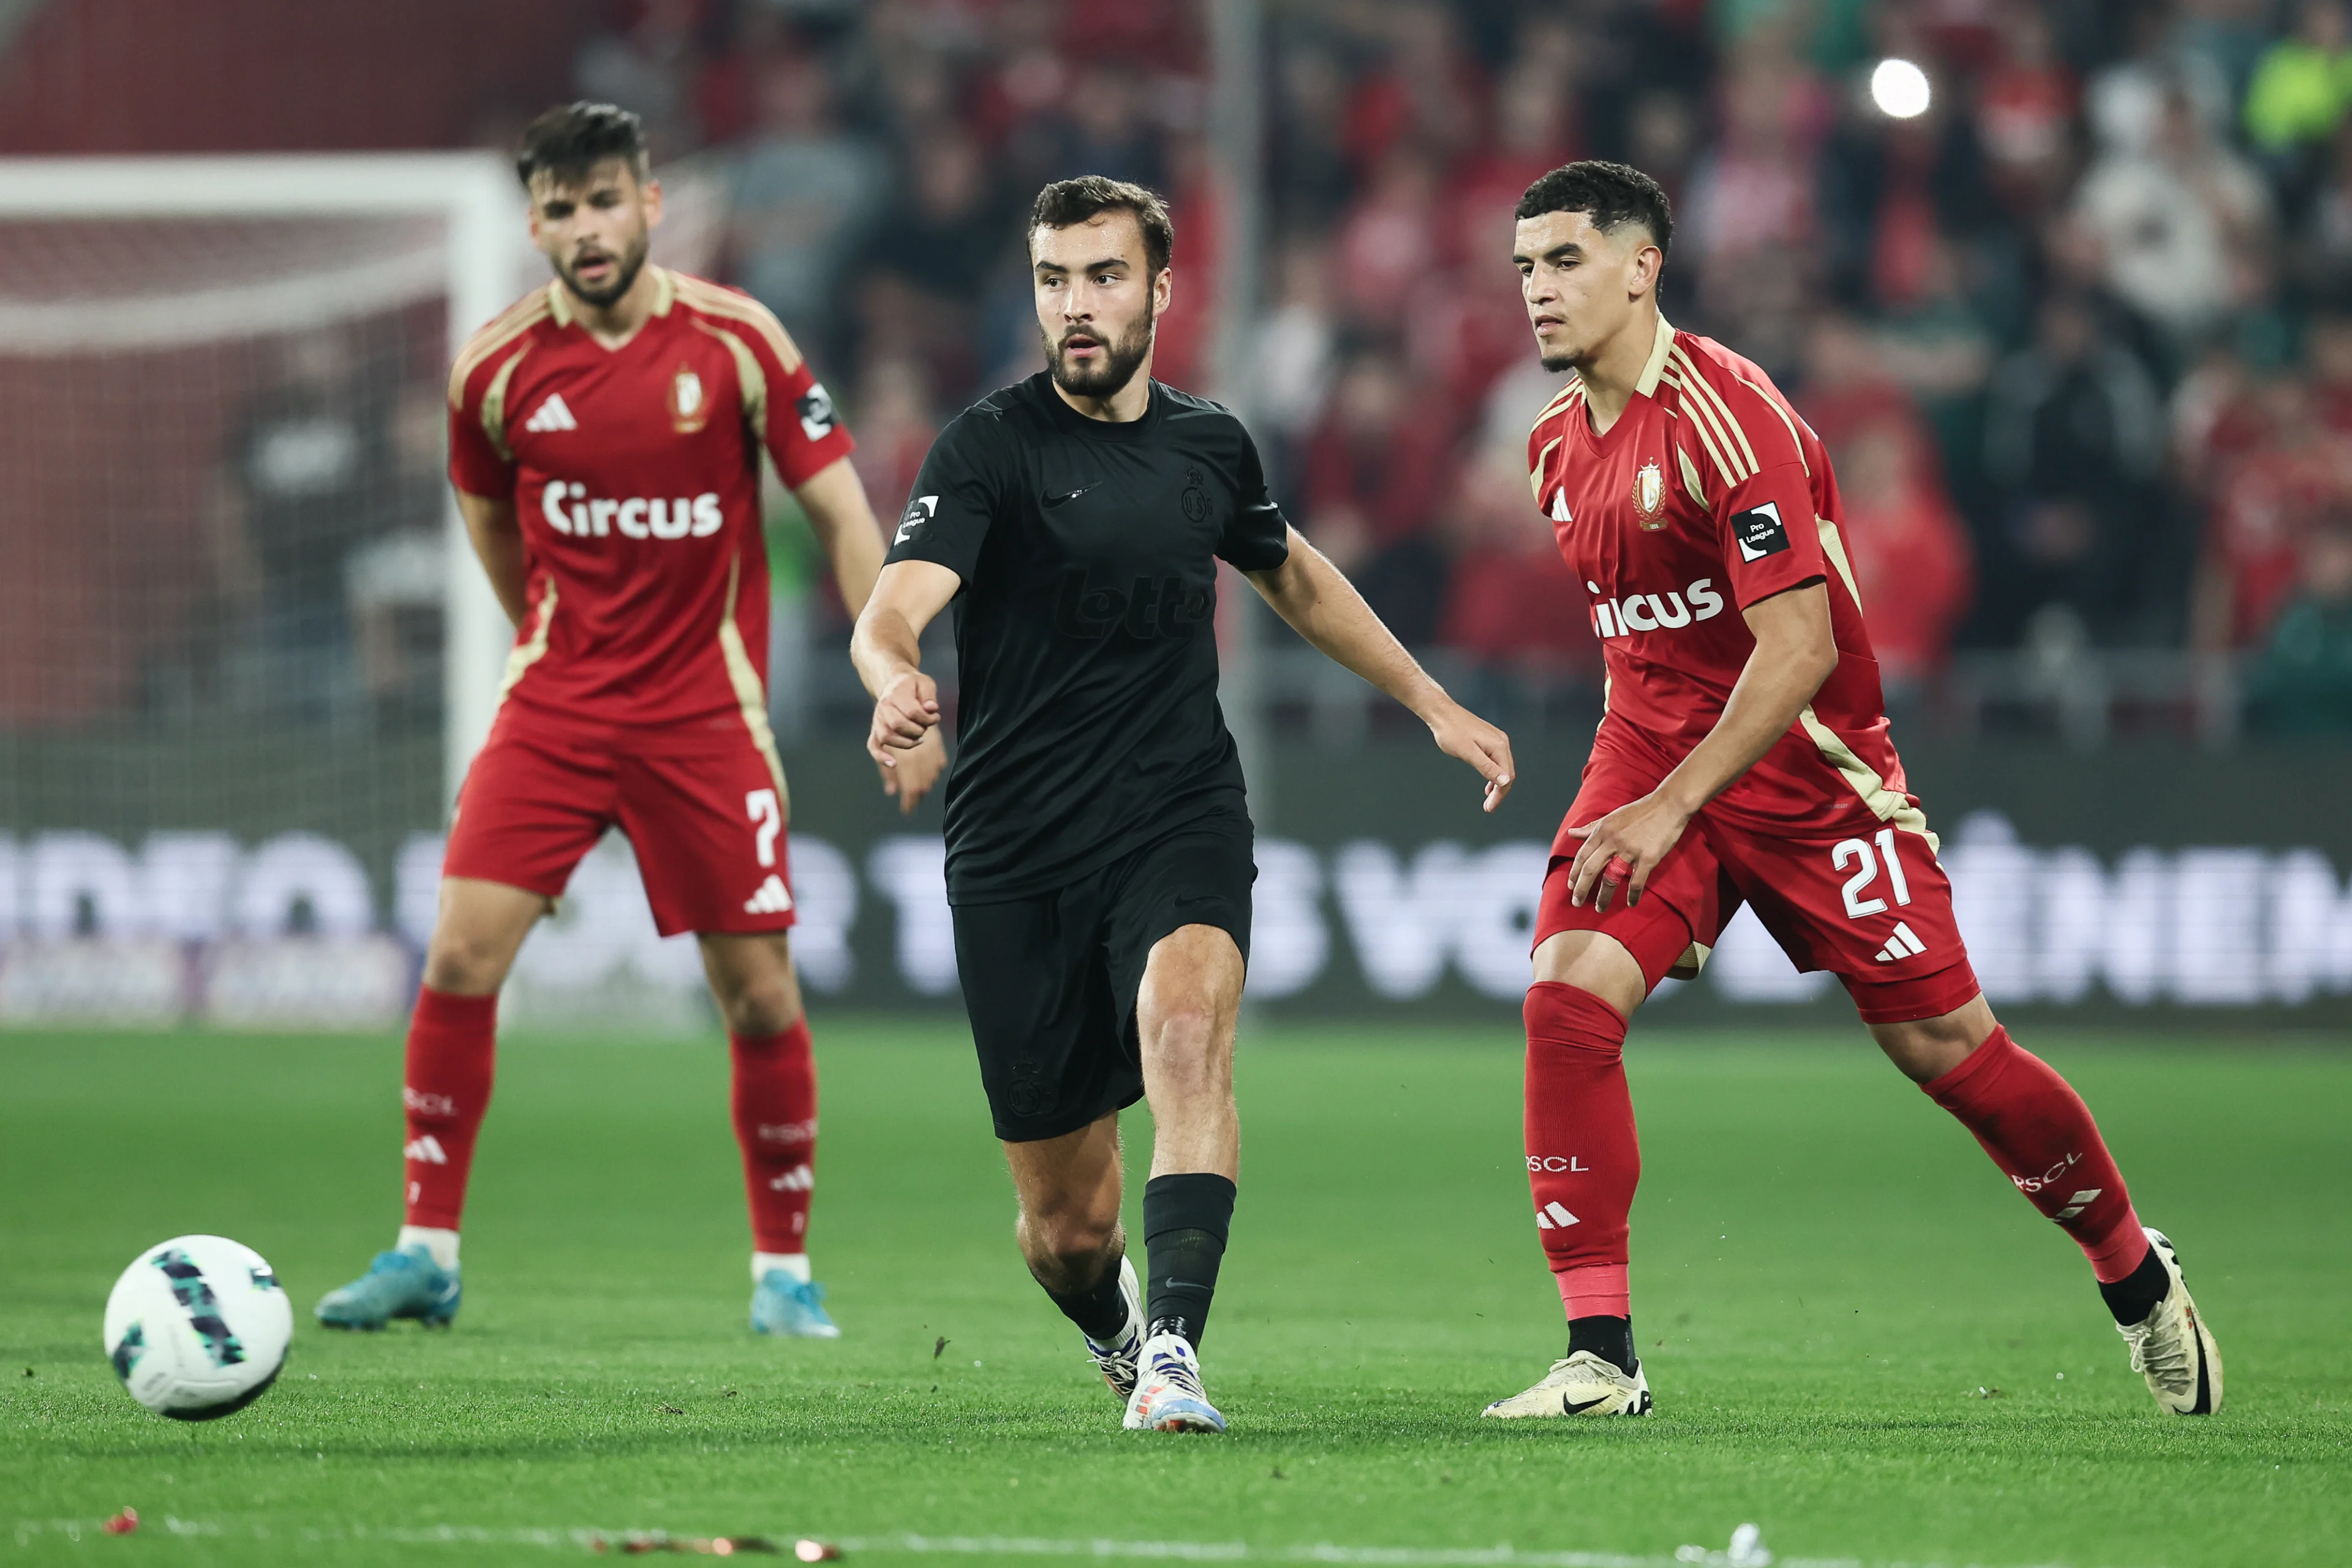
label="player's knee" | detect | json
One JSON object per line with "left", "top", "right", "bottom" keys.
{"left": 421, "top": 929, "right": 512, "bottom": 996}
{"left": 717, "top": 977, "right": 802, "bottom": 1038}
{"left": 1140, "top": 999, "right": 1225, "bottom": 1076}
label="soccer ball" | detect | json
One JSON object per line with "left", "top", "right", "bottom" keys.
{"left": 102, "top": 1235, "right": 292, "bottom": 1419}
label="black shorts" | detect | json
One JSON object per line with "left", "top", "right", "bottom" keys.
{"left": 951, "top": 812, "right": 1255, "bottom": 1143}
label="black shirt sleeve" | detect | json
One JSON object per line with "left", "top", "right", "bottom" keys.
{"left": 1217, "top": 419, "right": 1291, "bottom": 573}
{"left": 888, "top": 409, "right": 1007, "bottom": 582}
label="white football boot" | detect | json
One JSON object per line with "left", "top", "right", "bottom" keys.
{"left": 2117, "top": 1227, "right": 2222, "bottom": 1415}
{"left": 1121, "top": 1332, "right": 1225, "bottom": 1431}
{"left": 1082, "top": 1256, "right": 1145, "bottom": 1402}
{"left": 1482, "top": 1349, "right": 1654, "bottom": 1419}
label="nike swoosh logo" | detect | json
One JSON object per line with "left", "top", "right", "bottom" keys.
{"left": 1561, "top": 1396, "right": 1609, "bottom": 1414}
{"left": 1044, "top": 485, "right": 1095, "bottom": 508}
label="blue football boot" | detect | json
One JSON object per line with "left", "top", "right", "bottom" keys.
{"left": 314, "top": 1245, "right": 461, "bottom": 1330}
{"left": 750, "top": 1270, "right": 841, "bottom": 1338}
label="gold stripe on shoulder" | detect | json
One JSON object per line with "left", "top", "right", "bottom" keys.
{"left": 1662, "top": 368, "right": 1741, "bottom": 491}
{"left": 691, "top": 317, "right": 769, "bottom": 434}
{"left": 449, "top": 288, "right": 552, "bottom": 409}
{"left": 674, "top": 276, "right": 805, "bottom": 372}
{"left": 1529, "top": 434, "right": 1564, "bottom": 500}
{"left": 1674, "top": 443, "right": 1709, "bottom": 508}
{"left": 1738, "top": 374, "right": 1811, "bottom": 477}
{"left": 480, "top": 342, "right": 533, "bottom": 461}
{"left": 1671, "top": 347, "right": 1759, "bottom": 479}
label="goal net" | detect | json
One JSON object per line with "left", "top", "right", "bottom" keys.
{"left": 0, "top": 153, "right": 748, "bottom": 1031}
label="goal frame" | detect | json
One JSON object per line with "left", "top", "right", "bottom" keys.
{"left": 0, "top": 153, "right": 532, "bottom": 803}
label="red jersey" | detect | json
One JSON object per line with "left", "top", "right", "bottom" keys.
{"left": 447, "top": 266, "right": 854, "bottom": 731}
{"left": 1526, "top": 317, "right": 1923, "bottom": 837}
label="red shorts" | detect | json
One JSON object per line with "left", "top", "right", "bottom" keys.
{"left": 1535, "top": 719, "right": 1980, "bottom": 1024}
{"left": 444, "top": 703, "right": 795, "bottom": 938}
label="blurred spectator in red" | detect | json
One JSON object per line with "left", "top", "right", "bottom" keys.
{"left": 2193, "top": 374, "right": 2352, "bottom": 647}
{"left": 2307, "top": 311, "right": 2352, "bottom": 432}
{"left": 2245, "top": 514, "right": 2352, "bottom": 733}
{"left": 1436, "top": 444, "right": 1596, "bottom": 674}
{"left": 1798, "top": 312, "right": 1940, "bottom": 482}
{"left": 1833, "top": 421, "right": 1975, "bottom": 688}
{"left": 1341, "top": 1, "right": 1485, "bottom": 172}
{"left": 1300, "top": 345, "right": 1452, "bottom": 570}
{"left": 1975, "top": 1, "right": 2081, "bottom": 219}
{"left": 1335, "top": 145, "right": 1441, "bottom": 331}
{"left": 2170, "top": 341, "right": 2267, "bottom": 502}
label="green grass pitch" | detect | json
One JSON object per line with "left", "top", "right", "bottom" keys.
{"left": 3, "top": 1021, "right": 2347, "bottom": 1567}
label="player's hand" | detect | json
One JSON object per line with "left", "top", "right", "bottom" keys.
{"left": 1562, "top": 790, "right": 1693, "bottom": 912}
{"left": 867, "top": 670, "right": 941, "bottom": 766}
{"left": 1426, "top": 702, "right": 1516, "bottom": 814}
{"left": 879, "top": 726, "right": 946, "bottom": 813}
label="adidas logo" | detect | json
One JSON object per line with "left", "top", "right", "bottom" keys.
{"left": 767, "top": 1163, "right": 814, "bottom": 1193}
{"left": 2052, "top": 1187, "right": 2104, "bottom": 1221}
{"left": 1535, "top": 1200, "right": 1579, "bottom": 1231}
{"left": 524, "top": 393, "right": 578, "bottom": 432}
{"left": 743, "top": 875, "right": 793, "bottom": 915}
{"left": 1872, "top": 921, "right": 1928, "bottom": 963}
{"left": 404, "top": 1134, "right": 448, "bottom": 1165}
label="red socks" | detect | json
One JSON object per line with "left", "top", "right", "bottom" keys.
{"left": 730, "top": 1021, "right": 818, "bottom": 1254}
{"left": 1921, "top": 1027, "right": 2147, "bottom": 1283}
{"left": 401, "top": 987, "right": 497, "bottom": 1229}
{"left": 1522, "top": 982, "right": 1641, "bottom": 1319}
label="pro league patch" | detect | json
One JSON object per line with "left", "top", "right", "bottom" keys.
{"left": 1731, "top": 500, "right": 1790, "bottom": 562}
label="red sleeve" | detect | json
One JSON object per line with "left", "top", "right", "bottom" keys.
{"left": 715, "top": 292, "right": 856, "bottom": 488}
{"left": 1692, "top": 370, "right": 1827, "bottom": 609}
{"left": 446, "top": 357, "right": 516, "bottom": 499}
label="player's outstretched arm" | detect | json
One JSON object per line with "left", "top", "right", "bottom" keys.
{"left": 1246, "top": 526, "right": 1515, "bottom": 813}
{"left": 1565, "top": 580, "right": 1838, "bottom": 912}
{"left": 850, "top": 559, "right": 962, "bottom": 809}
{"left": 793, "top": 456, "right": 888, "bottom": 619}
{"left": 454, "top": 490, "right": 529, "bottom": 628}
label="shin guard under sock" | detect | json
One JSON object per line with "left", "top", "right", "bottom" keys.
{"left": 1921, "top": 1027, "right": 2147, "bottom": 1283}
{"left": 401, "top": 987, "right": 497, "bottom": 1230}
{"left": 1523, "top": 982, "right": 1641, "bottom": 1321}
{"left": 730, "top": 1022, "right": 818, "bottom": 1254}
{"left": 1143, "top": 1172, "right": 1235, "bottom": 1348}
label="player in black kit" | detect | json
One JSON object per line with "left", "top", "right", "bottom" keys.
{"left": 850, "top": 177, "right": 1514, "bottom": 1431}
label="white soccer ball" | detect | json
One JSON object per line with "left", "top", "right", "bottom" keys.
{"left": 102, "top": 1235, "right": 293, "bottom": 1419}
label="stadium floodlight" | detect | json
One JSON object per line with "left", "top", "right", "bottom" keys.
{"left": 1869, "top": 58, "right": 1932, "bottom": 120}
{"left": 0, "top": 154, "right": 532, "bottom": 805}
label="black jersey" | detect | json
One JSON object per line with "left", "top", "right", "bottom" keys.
{"left": 888, "top": 372, "right": 1291, "bottom": 901}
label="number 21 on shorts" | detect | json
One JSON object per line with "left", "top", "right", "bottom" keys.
{"left": 745, "top": 788, "right": 782, "bottom": 868}
{"left": 1833, "top": 826, "right": 1912, "bottom": 919}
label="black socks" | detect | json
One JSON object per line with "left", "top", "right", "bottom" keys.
{"left": 1045, "top": 1256, "right": 1134, "bottom": 1344}
{"left": 1143, "top": 1172, "right": 1235, "bottom": 1348}
{"left": 1569, "top": 1313, "right": 1637, "bottom": 1376}
{"left": 2098, "top": 1238, "right": 2171, "bottom": 1326}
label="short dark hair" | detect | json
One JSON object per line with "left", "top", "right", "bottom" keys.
{"left": 1028, "top": 176, "right": 1174, "bottom": 276}
{"left": 1515, "top": 160, "right": 1673, "bottom": 258}
{"left": 516, "top": 101, "right": 649, "bottom": 190}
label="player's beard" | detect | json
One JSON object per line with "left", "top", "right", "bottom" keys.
{"left": 561, "top": 229, "right": 650, "bottom": 310}
{"left": 1045, "top": 304, "right": 1155, "bottom": 400}
{"left": 1539, "top": 346, "right": 1577, "bottom": 374}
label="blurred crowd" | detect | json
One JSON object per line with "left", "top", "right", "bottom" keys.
{"left": 570, "top": 0, "right": 2352, "bottom": 731}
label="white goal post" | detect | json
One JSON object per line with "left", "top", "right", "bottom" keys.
{"left": 0, "top": 153, "right": 532, "bottom": 804}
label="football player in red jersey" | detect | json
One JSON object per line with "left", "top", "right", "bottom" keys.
{"left": 315, "top": 102, "right": 942, "bottom": 1339}
{"left": 1481, "top": 162, "right": 2221, "bottom": 1420}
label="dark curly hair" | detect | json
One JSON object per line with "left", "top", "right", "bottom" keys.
{"left": 1515, "top": 160, "right": 1673, "bottom": 257}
